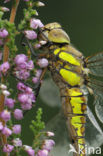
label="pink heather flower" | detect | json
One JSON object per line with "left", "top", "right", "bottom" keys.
{"left": 5, "top": 98, "right": 15, "bottom": 109}
{"left": 12, "top": 125, "right": 21, "bottom": 134}
{"left": 13, "top": 138, "right": 22, "bottom": 147}
{"left": 0, "top": 122, "right": 3, "bottom": 130}
{"left": 27, "top": 148, "right": 35, "bottom": 156}
{"left": 2, "top": 127, "right": 12, "bottom": 137}
{"left": 0, "top": 110, "right": 11, "bottom": 122}
{"left": 0, "top": 61, "right": 10, "bottom": 74}
{"left": 21, "top": 103, "right": 32, "bottom": 110}
{"left": 17, "top": 82, "right": 33, "bottom": 94}
{"left": 18, "top": 93, "right": 29, "bottom": 104}
{"left": 42, "top": 139, "right": 55, "bottom": 151}
{"left": 17, "top": 84, "right": 35, "bottom": 110}
{"left": 25, "top": 87, "right": 33, "bottom": 94}
{"left": 29, "top": 93, "right": 35, "bottom": 102}
{"left": 17, "top": 62, "right": 27, "bottom": 69}
{"left": 37, "top": 58, "right": 48, "bottom": 68}
{"left": 17, "top": 70, "right": 30, "bottom": 80}
{"left": 3, "top": 144, "right": 14, "bottom": 153}
{"left": 35, "top": 69, "right": 42, "bottom": 78}
{"left": 32, "top": 77, "right": 39, "bottom": 84}
{"left": 14, "top": 54, "right": 28, "bottom": 65}
{"left": 46, "top": 131, "right": 55, "bottom": 137}
{"left": 37, "top": 149, "right": 48, "bottom": 156}
{"left": 14, "top": 109, "right": 23, "bottom": 120}
{"left": 30, "top": 19, "right": 44, "bottom": 29}
{"left": 16, "top": 62, "right": 33, "bottom": 70}
{"left": 24, "top": 145, "right": 35, "bottom": 156}
{"left": 14, "top": 55, "right": 34, "bottom": 80}
{"left": 27, "top": 60, "right": 34, "bottom": 70}
{"left": 25, "top": 30, "right": 37, "bottom": 40}
{"left": 17, "top": 82, "right": 26, "bottom": 91}
{"left": 0, "top": 29, "right": 8, "bottom": 38}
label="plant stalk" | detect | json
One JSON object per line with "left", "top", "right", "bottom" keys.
{"left": 0, "top": 0, "right": 20, "bottom": 155}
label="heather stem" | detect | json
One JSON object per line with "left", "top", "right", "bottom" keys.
{"left": 0, "top": 0, "right": 20, "bottom": 155}
{"left": 3, "top": 0, "right": 20, "bottom": 62}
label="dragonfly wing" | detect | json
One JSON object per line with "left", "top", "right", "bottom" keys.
{"left": 95, "top": 104, "right": 103, "bottom": 124}
{"left": 87, "top": 106, "right": 103, "bottom": 135}
{"left": 85, "top": 114, "right": 103, "bottom": 149}
{"left": 88, "top": 66, "right": 103, "bottom": 77}
{"left": 86, "top": 52, "right": 103, "bottom": 77}
{"left": 40, "top": 78, "right": 61, "bottom": 107}
{"left": 88, "top": 79, "right": 103, "bottom": 123}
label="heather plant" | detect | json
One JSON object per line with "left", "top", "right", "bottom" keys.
{"left": 0, "top": 0, "right": 55, "bottom": 156}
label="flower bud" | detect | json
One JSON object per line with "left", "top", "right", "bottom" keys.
{"left": 30, "top": 18, "right": 44, "bottom": 29}
{"left": 39, "top": 40, "right": 47, "bottom": 45}
{"left": 1, "top": 7, "right": 9, "bottom": 12}
{"left": 0, "top": 110, "right": 11, "bottom": 122}
{"left": 13, "top": 138, "right": 22, "bottom": 147}
{"left": 37, "top": 58, "right": 48, "bottom": 68}
{"left": 37, "top": 1, "right": 45, "bottom": 7}
{"left": 2, "top": 90, "right": 10, "bottom": 96}
{"left": 14, "top": 109, "right": 23, "bottom": 120}
{"left": 38, "top": 149, "right": 48, "bottom": 156}
{"left": 0, "top": 29, "right": 8, "bottom": 38}
{"left": 0, "top": 84, "right": 7, "bottom": 90}
{"left": 24, "top": 145, "right": 35, "bottom": 156}
{"left": 3, "top": 144, "right": 14, "bottom": 153}
{"left": 46, "top": 131, "right": 55, "bottom": 137}
{"left": 2, "top": 127, "right": 12, "bottom": 137}
{"left": 25, "top": 30, "right": 37, "bottom": 40}
{"left": 12, "top": 125, "right": 21, "bottom": 134}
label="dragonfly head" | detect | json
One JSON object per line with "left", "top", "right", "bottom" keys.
{"left": 38, "top": 22, "right": 70, "bottom": 46}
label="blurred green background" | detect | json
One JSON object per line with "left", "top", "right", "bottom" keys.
{"left": 1, "top": 0, "right": 103, "bottom": 155}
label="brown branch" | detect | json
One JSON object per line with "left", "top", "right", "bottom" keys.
{"left": 3, "top": 0, "right": 20, "bottom": 62}
{"left": 0, "top": 0, "right": 20, "bottom": 154}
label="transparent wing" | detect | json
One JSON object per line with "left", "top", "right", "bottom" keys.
{"left": 87, "top": 106, "right": 103, "bottom": 135}
{"left": 88, "top": 79, "right": 103, "bottom": 123}
{"left": 86, "top": 52, "right": 103, "bottom": 77}
{"left": 40, "top": 78, "right": 61, "bottom": 107}
{"left": 40, "top": 78, "right": 103, "bottom": 156}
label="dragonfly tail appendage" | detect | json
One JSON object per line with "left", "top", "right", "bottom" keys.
{"left": 61, "top": 87, "right": 87, "bottom": 156}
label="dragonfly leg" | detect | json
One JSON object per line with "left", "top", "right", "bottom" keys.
{"left": 25, "top": 37, "right": 38, "bottom": 58}
{"left": 22, "top": 36, "right": 47, "bottom": 60}
{"left": 34, "top": 68, "right": 47, "bottom": 98}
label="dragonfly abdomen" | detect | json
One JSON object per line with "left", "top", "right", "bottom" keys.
{"left": 61, "top": 87, "right": 87, "bottom": 156}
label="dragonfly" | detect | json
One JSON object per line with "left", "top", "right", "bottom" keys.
{"left": 28, "top": 22, "right": 103, "bottom": 156}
